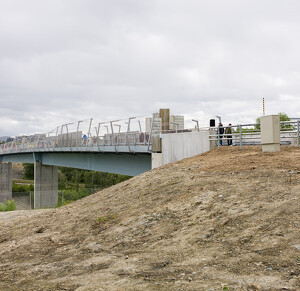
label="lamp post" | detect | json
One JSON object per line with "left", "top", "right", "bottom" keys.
{"left": 76, "top": 120, "right": 83, "bottom": 151}
{"left": 192, "top": 119, "right": 199, "bottom": 131}
{"left": 171, "top": 122, "right": 179, "bottom": 133}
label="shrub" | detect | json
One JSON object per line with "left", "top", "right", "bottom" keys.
{"left": 12, "top": 183, "right": 33, "bottom": 192}
{"left": 0, "top": 200, "right": 16, "bottom": 211}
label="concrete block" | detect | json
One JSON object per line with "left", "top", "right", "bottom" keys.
{"left": 34, "top": 162, "right": 58, "bottom": 208}
{"left": 0, "top": 162, "right": 12, "bottom": 203}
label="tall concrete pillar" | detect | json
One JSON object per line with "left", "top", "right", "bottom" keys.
{"left": 0, "top": 162, "right": 12, "bottom": 203}
{"left": 34, "top": 162, "right": 58, "bottom": 208}
{"left": 261, "top": 114, "right": 280, "bottom": 152}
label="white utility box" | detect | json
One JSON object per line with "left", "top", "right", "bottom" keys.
{"left": 260, "top": 114, "right": 280, "bottom": 152}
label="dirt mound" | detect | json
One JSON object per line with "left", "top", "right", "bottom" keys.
{"left": 0, "top": 146, "right": 299, "bottom": 290}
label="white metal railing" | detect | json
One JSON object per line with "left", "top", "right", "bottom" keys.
{"left": 209, "top": 120, "right": 300, "bottom": 148}
{"left": 0, "top": 116, "right": 154, "bottom": 155}
{"left": 1, "top": 118, "right": 300, "bottom": 155}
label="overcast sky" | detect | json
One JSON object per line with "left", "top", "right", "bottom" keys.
{"left": 1, "top": 0, "right": 300, "bottom": 136}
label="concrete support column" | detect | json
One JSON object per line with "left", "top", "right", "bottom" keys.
{"left": 261, "top": 114, "right": 280, "bottom": 152}
{"left": 0, "top": 162, "right": 12, "bottom": 203}
{"left": 34, "top": 161, "right": 58, "bottom": 208}
{"left": 152, "top": 153, "right": 163, "bottom": 169}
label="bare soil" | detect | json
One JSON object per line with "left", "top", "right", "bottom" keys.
{"left": 0, "top": 146, "right": 299, "bottom": 291}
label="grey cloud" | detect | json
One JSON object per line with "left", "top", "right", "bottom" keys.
{"left": 1, "top": 0, "right": 300, "bottom": 136}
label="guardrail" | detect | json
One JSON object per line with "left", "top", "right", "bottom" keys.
{"left": 209, "top": 120, "right": 300, "bottom": 148}
{"left": 0, "top": 115, "right": 154, "bottom": 155}
{"left": 1, "top": 118, "right": 299, "bottom": 155}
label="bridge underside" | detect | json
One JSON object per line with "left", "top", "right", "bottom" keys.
{"left": 0, "top": 152, "right": 151, "bottom": 208}
{"left": 0, "top": 152, "right": 151, "bottom": 176}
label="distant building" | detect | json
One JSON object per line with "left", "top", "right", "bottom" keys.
{"left": 170, "top": 115, "right": 184, "bottom": 130}
{"left": 145, "top": 109, "right": 184, "bottom": 132}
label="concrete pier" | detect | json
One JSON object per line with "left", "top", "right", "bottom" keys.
{"left": 34, "top": 162, "right": 58, "bottom": 208}
{"left": 0, "top": 162, "right": 12, "bottom": 203}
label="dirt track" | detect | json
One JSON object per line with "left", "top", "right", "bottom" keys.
{"left": 0, "top": 146, "right": 299, "bottom": 290}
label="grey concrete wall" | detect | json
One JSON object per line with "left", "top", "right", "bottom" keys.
{"left": 0, "top": 162, "right": 12, "bottom": 202}
{"left": 34, "top": 162, "right": 58, "bottom": 208}
{"left": 161, "top": 130, "right": 210, "bottom": 165}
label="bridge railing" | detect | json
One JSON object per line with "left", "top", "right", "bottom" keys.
{"left": 208, "top": 120, "right": 300, "bottom": 148}
{"left": 0, "top": 115, "right": 154, "bottom": 154}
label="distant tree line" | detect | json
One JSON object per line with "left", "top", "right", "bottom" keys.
{"left": 22, "top": 163, "right": 131, "bottom": 190}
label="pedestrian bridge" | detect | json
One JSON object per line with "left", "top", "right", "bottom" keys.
{"left": 0, "top": 115, "right": 214, "bottom": 209}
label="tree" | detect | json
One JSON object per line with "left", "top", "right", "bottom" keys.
{"left": 255, "top": 112, "right": 292, "bottom": 130}
{"left": 23, "top": 163, "right": 34, "bottom": 180}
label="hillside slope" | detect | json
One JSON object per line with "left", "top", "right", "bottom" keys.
{"left": 0, "top": 146, "right": 299, "bottom": 291}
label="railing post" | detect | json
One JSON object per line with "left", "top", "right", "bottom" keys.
{"left": 110, "top": 121, "right": 117, "bottom": 152}
{"left": 76, "top": 121, "right": 82, "bottom": 152}
{"left": 86, "top": 118, "right": 93, "bottom": 148}
{"left": 47, "top": 132, "right": 50, "bottom": 151}
{"left": 35, "top": 135, "right": 40, "bottom": 151}
{"left": 66, "top": 124, "right": 71, "bottom": 152}
{"left": 60, "top": 125, "right": 64, "bottom": 151}
{"left": 239, "top": 124, "right": 242, "bottom": 149}
{"left": 147, "top": 114, "right": 155, "bottom": 151}
{"left": 126, "top": 118, "right": 131, "bottom": 152}
{"left": 54, "top": 126, "right": 59, "bottom": 151}
{"left": 95, "top": 123, "right": 100, "bottom": 151}
{"left": 126, "top": 117, "right": 136, "bottom": 152}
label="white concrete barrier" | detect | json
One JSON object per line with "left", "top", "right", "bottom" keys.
{"left": 151, "top": 130, "right": 210, "bottom": 168}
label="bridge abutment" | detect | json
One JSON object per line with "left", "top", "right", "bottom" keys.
{"left": 34, "top": 162, "right": 58, "bottom": 208}
{"left": 0, "top": 162, "right": 12, "bottom": 203}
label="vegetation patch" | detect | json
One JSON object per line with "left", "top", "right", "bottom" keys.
{"left": 97, "top": 213, "right": 116, "bottom": 223}
{"left": 0, "top": 200, "right": 16, "bottom": 211}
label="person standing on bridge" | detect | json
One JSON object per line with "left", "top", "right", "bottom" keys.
{"left": 225, "top": 123, "right": 232, "bottom": 146}
{"left": 218, "top": 122, "right": 224, "bottom": 146}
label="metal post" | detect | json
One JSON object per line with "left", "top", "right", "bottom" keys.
{"left": 54, "top": 126, "right": 59, "bottom": 151}
{"left": 97, "top": 122, "right": 105, "bottom": 150}
{"left": 126, "top": 119, "right": 131, "bottom": 152}
{"left": 95, "top": 125, "right": 100, "bottom": 150}
{"left": 60, "top": 125, "right": 64, "bottom": 151}
{"left": 217, "top": 127, "right": 220, "bottom": 148}
{"left": 86, "top": 118, "right": 93, "bottom": 148}
{"left": 138, "top": 120, "right": 142, "bottom": 133}
{"left": 65, "top": 123, "right": 73, "bottom": 151}
{"left": 148, "top": 114, "right": 155, "bottom": 151}
{"left": 76, "top": 121, "right": 82, "bottom": 152}
{"left": 47, "top": 132, "right": 50, "bottom": 151}
{"left": 104, "top": 125, "right": 109, "bottom": 145}
{"left": 114, "top": 124, "right": 121, "bottom": 146}
{"left": 239, "top": 124, "right": 242, "bottom": 149}
{"left": 110, "top": 121, "right": 117, "bottom": 152}
{"left": 126, "top": 117, "right": 136, "bottom": 152}
{"left": 192, "top": 119, "right": 199, "bottom": 131}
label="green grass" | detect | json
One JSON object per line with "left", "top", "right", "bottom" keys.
{"left": 97, "top": 213, "right": 116, "bottom": 223}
